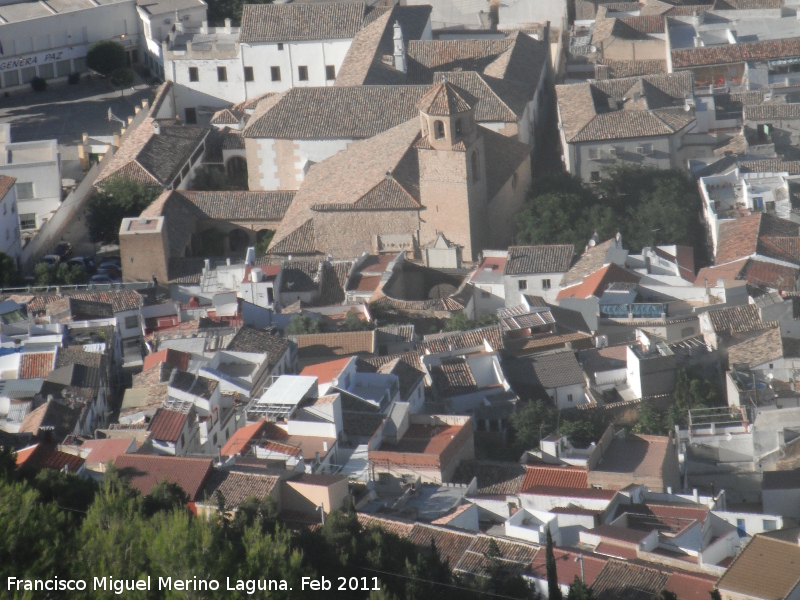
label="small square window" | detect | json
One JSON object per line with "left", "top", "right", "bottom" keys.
{"left": 542, "top": 279, "right": 551, "bottom": 290}
{"left": 325, "top": 65, "right": 335, "bottom": 80}
{"left": 591, "top": 171, "right": 601, "bottom": 183}
{"left": 568, "top": 394, "right": 574, "bottom": 402}
{"left": 244, "top": 66, "right": 254, "bottom": 82}
{"left": 188, "top": 67, "right": 198, "bottom": 82}
{"left": 298, "top": 65, "right": 308, "bottom": 81}
{"left": 588, "top": 148, "right": 600, "bottom": 159}
{"left": 770, "top": 363, "right": 774, "bottom": 369}
{"left": 518, "top": 280, "right": 527, "bottom": 291}
{"left": 763, "top": 519, "right": 777, "bottom": 531}
{"left": 19, "top": 213, "right": 36, "bottom": 230}
{"left": 217, "top": 66, "right": 227, "bottom": 82}
{"left": 271, "top": 66, "right": 281, "bottom": 81}
{"left": 184, "top": 107, "right": 197, "bottom": 124}
{"left": 16, "top": 182, "right": 33, "bottom": 200}
{"left": 125, "top": 315, "right": 139, "bottom": 329}
{"left": 277, "top": 43, "right": 284, "bottom": 50}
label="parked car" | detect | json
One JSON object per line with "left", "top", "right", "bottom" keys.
{"left": 96, "top": 265, "right": 122, "bottom": 280}
{"left": 53, "top": 242, "right": 73, "bottom": 259}
{"left": 98, "top": 256, "right": 121, "bottom": 269}
{"left": 66, "top": 257, "right": 95, "bottom": 273}
{"left": 39, "top": 255, "right": 61, "bottom": 267}
{"left": 90, "top": 274, "right": 119, "bottom": 285}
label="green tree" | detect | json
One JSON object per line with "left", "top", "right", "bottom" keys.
{"left": 509, "top": 399, "right": 558, "bottom": 456}
{"left": 86, "top": 40, "right": 127, "bottom": 76}
{"left": 653, "top": 592, "right": 678, "bottom": 600}
{"left": 109, "top": 68, "right": 134, "bottom": 96}
{"left": 670, "top": 369, "right": 721, "bottom": 428}
{"left": 443, "top": 312, "right": 498, "bottom": 332}
{"left": 33, "top": 262, "right": 88, "bottom": 286}
{"left": 206, "top": 0, "right": 271, "bottom": 26}
{"left": 286, "top": 314, "right": 323, "bottom": 335}
{"left": 567, "top": 576, "right": 594, "bottom": 600}
{"left": 88, "top": 177, "right": 161, "bottom": 244}
{"left": 709, "top": 590, "right": 722, "bottom": 600}
{"left": 140, "top": 479, "right": 190, "bottom": 517}
{"left": 0, "top": 251, "right": 22, "bottom": 287}
{"left": 30, "top": 76, "right": 47, "bottom": 92}
{"left": 190, "top": 166, "right": 231, "bottom": 191}
{"left": 635, "top": 401, "right": 669, "bottom": 435}
{"left": 559, "top": 419, "right": 600, "bottom": 449}
{"left": 30, "top": 469, "right": 97, "bottom": 513}
{"left": 546, "top": 527, "right": 562, "bottom": 600}
{"left": 255, "top": 230, "right": 275, "bottom": 256}
{"left": 340, "top": 310, "right": 375, "bottom": 332}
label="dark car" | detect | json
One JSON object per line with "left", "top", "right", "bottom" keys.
{"left": 66, "top": 257, "right": 96, "bottom": 273}
{"left": 96, "top": 265, "right": 122, "bottom": 280}
{"left": 98, "top": 256, "right": 121, "bottom": 270}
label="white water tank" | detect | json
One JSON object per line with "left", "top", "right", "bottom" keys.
{"left": 250, "top": 268, "right": 263, "bottom": 283}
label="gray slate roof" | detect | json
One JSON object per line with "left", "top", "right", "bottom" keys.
{"left": 527, "top": 350, "right": 586, "bottom": 389}
{"left": 505, "top": 245, "right": 574, "bottom": 276}
{"left": 240, "top": 3, "right": 366, "bottom": 43}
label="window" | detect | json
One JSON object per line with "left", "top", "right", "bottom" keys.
{"left": 21, "top": 66, "right": 36, "bottom": 84}
{"left": 568, "top": 394, "right": 574, "bottom": 402}
{"left": 212, "top": 433, "right": 218, "bottom": 446}
{"left": 4, "top": 70, "right": 19, "bottom": 87}
{"left": 763, "top": 519, "right": 777, "bottom": 531}
{"left": 542, "top": 279, "right": 551, "bottom": 290}
{"left": 180, "top": 433, "right": 185, "bottom": 448}
{"left": 769, "top": 363, "right": 774, "bottom": 369}
{"left": 298, "top": 65, "right": 308, "bottom": 81}
{"left": 471, "top": 151, "right": 480, "bottom": 182}
{"left": 38, "top": 63, "right": 54, "bottom": 79}
{"left": 16, "top": 183, "right": 33, "bottom": 199}
{"left": 736, "top": 519, "right": 746, "bottom": 535}
{"left": 270, "top": 66, "right": 281, "bottom": 81}
{"left": 590, "top": 171, "right": 601, "bottom": 183}
{"left": 184, "top": 108, "right": 197, "bottom": 124}
{"left": 325, "top": 65, "right": 335, "bottom": 80}
{"left": 188, "top": 66, "right": 199, "bottom": 81}
{"left": 125, "top": 315, "right": 139, "bottom": 329}
{"left": 56, "top": 59, "right": 72, "bottom": 78}
{"left": 588, "top": 148, "right": 600, "bottom": 159}
{"left": 244, "top": 66, "right": 254, "bottom": 81}
{"left": 217, "top": 66, "right": 227, "bottom": 82}
{"left": 277, "top": 43, "right": 284, "bottom": 50}
{"left": 434, "top": 120, "right": 445, "bottom": 139}
{"left": 19, "top": 213, "right": 36, "bottom": 230}
{"left": 518, "top": 280, "right": 527, "bottom": 291}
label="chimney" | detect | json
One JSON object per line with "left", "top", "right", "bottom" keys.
{"left": 224, "top": 18, "right": 231, "bottom": 33}
{"left": 393, "top": 21, "right": 406, "bottom": 74}
{"left": 693, "top": 488, "right": 699, "bottom": 502}
{"left": 201, "top": 20, "right": 208, "bottom": 34}
{"left": 152, "top": 121, "right": 161, "bottom": 135}
{"left": 323, "top": 440, "right": 328, "bottom": 452}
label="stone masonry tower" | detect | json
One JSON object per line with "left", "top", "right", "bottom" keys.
{"left": 416, "top": 80, "right": 488, "bottom": 261}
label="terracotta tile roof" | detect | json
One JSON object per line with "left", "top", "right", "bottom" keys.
{"left": 741, "top": 160, "right": 800, "bottom": 175}
{"left": 200, "top": 468, "right": 279, "bottom": 508}
{"left": 590, "top": 433, "right": 672, "bottom": 479}
{"left": 170, "top": 190, "right": 294, "bottom": 221}
{"left": 133, "top": 362, "right": 173, "bottom": 388}
{"left": 429, "top": 356, "right": 478, "bottom": 397}
{"left": 25, "top": 290, "right": 143, "bottom": 314}
{"left": 148, "top": 407, "right": 191, "bottom": 443}
{"left": 557, "top": 72, "right": 695, "bottom": 143}
{"left": 220, "top": 420, "right": 268, "bottom": 457}
{"left": 225, "top": 326, "right": 292, "bottom": 369}
{"left": 18, "top": 352, "right": 55, "bottom": 379}
{"left": 114, "top": 454, "right": 213, "bottom": 501}
{"left": 745, "top": 103, "right": 800, "bottom": 121}
{"left": 408, "top": 38, "right": 516, "bottom": 83}
{"left": 19, "top": 400, "right": 80, "bottom": 441}
{"left": 531, "top": 548, "right": 608, "bottom": 586}
{"left": 621, "top": 502, "right": 708, "bottom": 535}
{"left": 454, "top": 534, "right": 540, "bottom": 578}
{"left": 715, "top": 212, "right": 800, "bottom": 265}
{"left": 562, "top": 238, "right": 616, "bottom": 287}
{"left": 294, "top": 331, "right": 376, "bottom": 359}
{"left": 558, "top": 263, "right": 639, "bottom": 300}
{"left": 420, "top": 325, "right": 504, "bottom": 354}
{"left": 704, "top": 304, "right": 764, "bottom": 335}
{"left": 525, "top": 349, "right": 588, "bottom": 389}
{"left": 243, "top": 85, "right": 429, "bottom": 140}
{"left": 520, "top": 464, "right": 588, "bottom": 492}
{"left": 300, "top": 356, "right": 351, "bottom": 383}
{"left": 663, "top": 571, "right": 717, "bottom": 600}
{"left": 593, "top": 541, "right": 639, "bottom": 559}
{"left": 0, "top": 174, "right": 16, "bottom": 199}
{"left": 241, "top": 3, "right": 366, "bottom": 43}
{"left": 728, "top": 326, "right": 789, "bottom": 367}
{"left": 80, "top": 438, "right": 134, "bottom": 466}
{"left": 357, "top": 513, "right": 416, "bottom": 537}
{"left": 416, "top": 81, "right": 474, "bottom": 116}
{"left": 370, "top": 420, "right": 473, "bottom": 470}
{"left": 504, "top": 245, "right": 574, "bottom": 275}
{"left": 451, "top": 459, "right": 525, "bottom": 494}
{"left": 741, "top": 258, "right": 799, "bottom": 290}
{"left": 15, "top": 443, "right": 84, "bottom": 473}
{"left": 432, "top": 71, "right": 524, "bottom": 122}
{"left": 672, "top": 36, "right": 800, "bottom": 68}
{"left": 592, "top": 559, "right": 669, "bottom": 600}
{"left": 694, "top": 259, "right": 749, "bottom": 287}
{"left": 406, "top": 523, "right": 476, "bottom": 568}
{"left": 143, "top": 349, "right": 190, "bottom": 372}
{"left": 717, "top": 534, "right": 800, "bottom": 599}
{"left": 595, "top": 59, "right": 667, "bottom": 79}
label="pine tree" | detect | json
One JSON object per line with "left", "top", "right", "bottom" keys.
{"left": 546, "top": 527, "right": 563, "bottom": 600}
{"left": 567, "top": 575, "right": 593, "bottom": 600}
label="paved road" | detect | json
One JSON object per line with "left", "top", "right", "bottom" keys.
{"left": 0, "top": 78, "right": 152, "bottom": 148}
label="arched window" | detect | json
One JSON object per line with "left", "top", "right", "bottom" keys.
{"left": 434, "top": 120, "right": 445, "bottom": 139}
{"left": 471, "top": 151, "right": 480, "bottom": 182}
{"left": 226, "top": 156, "right": 248, "bottom": 188}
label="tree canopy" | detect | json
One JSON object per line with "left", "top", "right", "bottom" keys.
{"left": 516, "top": 165, "right": 710, "bottom": 268}
{"left": 85, "top": 41, "right": 127, "bottom": 77}
{"left": 88, "top": 177, "right": 161, "bottom": 244}
{"left": 0, "top": 252, "right": 22, "bottom": 287}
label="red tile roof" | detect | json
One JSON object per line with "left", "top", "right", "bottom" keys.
{"left": 521, "top": 485, "right": 617, "bottom": 500}
{"left": 531, "top": 548, "right": 608, "bottom": 586}
{"left": 18, "top": 352, "right": 55, "bottom": 379}
{"left": 299, "top": 356, "right": 353, "bottom": 383}
{"left": 520, "top": 465, "right": 588, "bottom": 492}
{"left": 557, "top": 263, "right": 639, "bottom": 300}
{"left": 220, "top": 420, "right": 269, "bottom": 457}
{"left": 594, "top": 541, "right": 639, "bottom": 559}
{"left": 15, "top": 443, "right": 85, "bottom": 473}
{"left": 80, "top": 438, "right": 135, "bottom": 466}
{"left": 148, "top": 408, "right": 190, "bottom": 443}
{"left": 114, "top": 454, "right": 213, "bottom": 501}
{"left": 142, "top": 349, "right": 191, "bottom": 372}
{"left": 664, "top": 571, "right": 717, "bottom": 600}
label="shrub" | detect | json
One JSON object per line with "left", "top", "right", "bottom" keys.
{"left": 67, "top": 72, "right": 81, "bottom": 85}
{"left": 30, "top": 77, "right": 47, "bottom": 92}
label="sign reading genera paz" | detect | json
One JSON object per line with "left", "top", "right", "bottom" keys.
{"left": 0, "top": 45, "right": 87, "bottom": 72}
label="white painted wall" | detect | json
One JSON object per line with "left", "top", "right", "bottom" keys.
{"left": 0, "top": 185, "right": 20, "bottom": 259}
{"left": 504, "top": 272, "right": 564, "bottom": 307}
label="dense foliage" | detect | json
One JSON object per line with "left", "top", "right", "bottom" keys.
{"left": 33, "top": 262, "right": 88, "bottom": 286}
{"left": 0, "top": 464, "right": 543, "bottom": 599}
{"left": 88, "top": 177, "right": 161, "bottom": 245}
{"left": 109, "top": 68, "right": 135, "bottom": 95}
{"left": 206, "top": 0, "right": 271, "bottom": 26}
{"left": 0, "top": 251, "right": 22, "bottom": 287}
{"left": 285, "top": 314, "right": 323, "bottom": 335}
{"left": 85, "top": 41, "right": 127, "bottom": 77}
{"left": 634, "top": 369, "right": 722, "bottom": 435}
{"left": 515, "top": 166, "right": 710, "bottom": 268}
{"left": 443, "top": 313, "right": 499, "bottom": 332}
